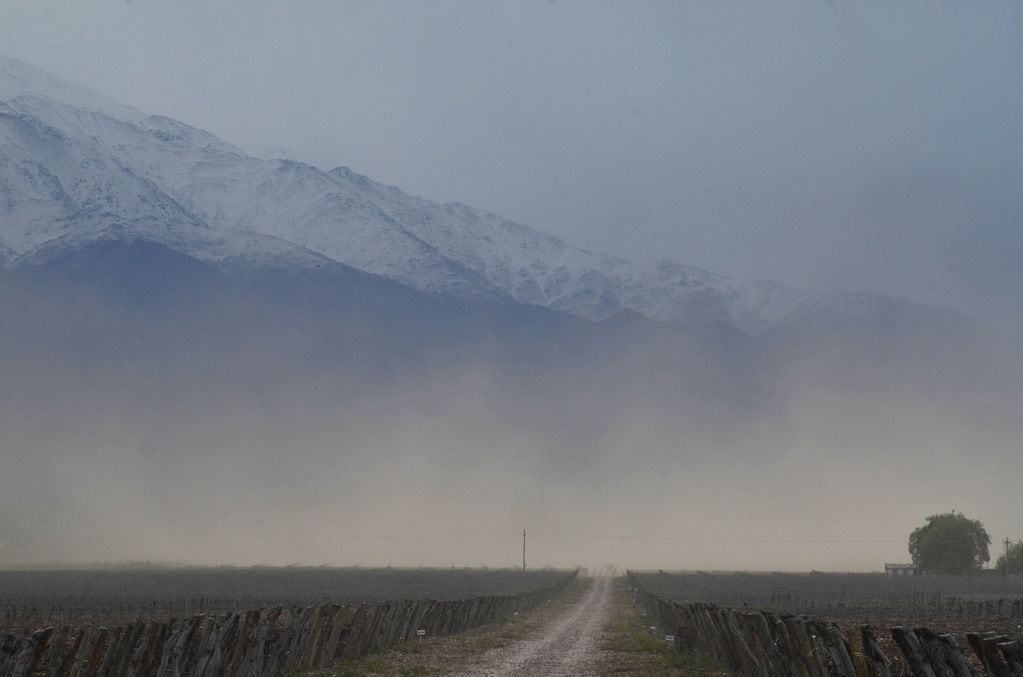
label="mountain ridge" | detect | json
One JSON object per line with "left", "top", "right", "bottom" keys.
{"left": 0, "top": 54, "right": 973, "bottom": 335}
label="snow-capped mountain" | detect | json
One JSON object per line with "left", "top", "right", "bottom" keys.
{"left": 0, "top": 55, "right": 948, "bottom": 335}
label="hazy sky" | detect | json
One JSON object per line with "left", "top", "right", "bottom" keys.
{"left": 1, "top": 0, "right": 1020, "bottom": 327}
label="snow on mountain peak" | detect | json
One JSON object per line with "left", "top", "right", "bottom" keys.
{"left": 0, "top": 55, "right": 144, "bottom": 123}
{"left": 0, "top": 56, "right": 918, "bottom": 334}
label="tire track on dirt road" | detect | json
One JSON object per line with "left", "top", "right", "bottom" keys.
{"left": 451, "top": 576, "right": 612, "bottom": 676}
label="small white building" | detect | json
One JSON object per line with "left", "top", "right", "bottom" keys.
{"left": 885, "top": 563, "right": 920, "bottom": 577}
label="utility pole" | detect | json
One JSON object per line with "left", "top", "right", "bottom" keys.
{"left": 522, "top": 528, "right": 526, "bottom": 571}
{"left": 1005, "top": 538, "right": 1012, "bottom": 576}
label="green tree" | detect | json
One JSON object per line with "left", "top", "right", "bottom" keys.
{"left": 996, "top": 540, "right": 1023, "bottom": 575}
{"left": 908, "top": 512, "right": 990, "bottom": 575}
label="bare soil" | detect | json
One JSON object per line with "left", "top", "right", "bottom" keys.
{"left": 321, "top": 577, "right": 727, "bottom": 676}
{"left": 452, "top": 575, "right": 612, "bottom": 675}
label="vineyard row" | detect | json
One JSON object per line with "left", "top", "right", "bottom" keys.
{"left": 629, "top": 571, "right": 1023, "bottom": 676}
{"left": 0, "top": 570, "right": 577, "bottom": 677}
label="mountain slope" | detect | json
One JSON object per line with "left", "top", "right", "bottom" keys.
{"left": 0, "top": 54, "right": 982, "bottom": 336}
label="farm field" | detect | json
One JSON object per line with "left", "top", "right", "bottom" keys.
{"left": 0, "top": 566, "right": 572, "bottom": 630}
{"left": 631, "top": 570, "right": 1023, "bottom": 675}
{"left": 630, "top": 570, "right": 1023, "bottom": 633}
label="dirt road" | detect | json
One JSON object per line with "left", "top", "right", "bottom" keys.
{"left": 451, "top": 576, "right": 612, "bottom": 676}
{"left": 321, "top": 576, "right": 726, "bottom": 675}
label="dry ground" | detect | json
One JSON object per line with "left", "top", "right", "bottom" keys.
{"left": 316, "top": 576, "right": 727, "bottom": 676}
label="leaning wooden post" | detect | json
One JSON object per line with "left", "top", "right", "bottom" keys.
{"left": 979, "top": 636, "right": 1014, "bottom": 677}
{"left": 890, "top": 626, "right": 936, "bottom": 677}
{"left": 996, "top": 640, "right": 1023, "bottom": 673}
{"left": 914, "top": 629, "right": 976, "bottom": 677}
{"left": 860, "top": 627, "right": 892, "bottom": 677}
{"left": 10, "top": 627, "right": 54, "bottom": 677}
{"left": 823, "top": 624, "right": 857, "bottom": 677}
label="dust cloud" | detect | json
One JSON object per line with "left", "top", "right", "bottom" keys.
{"left": 1, "top": 260, "right": 1019, "bottom": 573}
